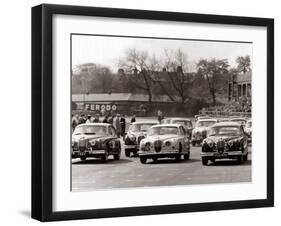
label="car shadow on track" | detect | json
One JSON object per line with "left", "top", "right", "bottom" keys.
{"left": 72, "top": 158, "right": 133, "bottom": 165}
{"left": 146, "top": 158, "right": 200, "bottom": 164}
{"left": 208, "top": 159, "right": 252, "bottom": 166}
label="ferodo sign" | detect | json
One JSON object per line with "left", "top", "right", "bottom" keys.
{"left": 85, "top": 103, "right": 117, "bottom": 111}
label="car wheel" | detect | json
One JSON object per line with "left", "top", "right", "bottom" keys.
{"left": 243, "top": 153, "right": 248, "bottom": 161}
{"left": 237, "top": 155, "right": 244, "bottom": 164}
{"left": 202, "top": 157, "right": 208, "bottom": 165}
{"left": 175, "top": 154, "right": 181, "bottom": 162}
{"left": 114, "top": 143, "right": 121, "bottom": 160}
{"left": 125, "top": 149, "right": 131, "bottom": 157}
{"left": 140, "top": 156, "right": 147, "bottom": 164}
{"left": 101, "top": 153, "right": 108, "bottom": 163}
{"left": 113, "top": 152, "right": 120, "bottom": 160}
{"left": 184, "top": 152, "right": 190, "bottom": 160}
{"left": 80, "top": 156, "right": 87, "bottom": 161}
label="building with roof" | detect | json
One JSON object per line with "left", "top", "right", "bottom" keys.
{"left": 72, "top": 93, "right": 178, "bottom": 116}
{"left": 228, "top": 71, "right": 252, "bottom": 102}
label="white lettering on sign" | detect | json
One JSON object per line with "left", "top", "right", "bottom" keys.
{"left": 88, "top": 104, "right": 117, "bottom": 111}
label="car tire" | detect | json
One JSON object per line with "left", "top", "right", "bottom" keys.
{"left": 101, "top": 153, "right": 108, "bottom": 163}
{"left": 237, "top": 155, "right": 244, "bottom": 164}
{"left": 175, "top": 154, "right": 181, "bottom": 162}
{"left": 140, "top": 157, "right": 147, "bottom": 164}
{"left": 243, "top": 153, "right": 248, "bottom": 161}
{"left": 80, "top": 156, "right": 87, "bottom": 161}
{"left": 184, "top": 152, "right": 190, "bottom": 160}
{"left": 113, "top": 153, "right": 120, "bottom": 160}
{"left": 202, "top": 157, "right": 208, "bottom": 165}
{"left": 125, "top": 149, "right": 131, "bottom": 157}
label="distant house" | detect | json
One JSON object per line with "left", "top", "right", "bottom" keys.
{"left": 228, "top": 71, "right": 252, "bottom": 102}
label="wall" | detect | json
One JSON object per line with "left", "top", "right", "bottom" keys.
{"left": 0, "top": 0, "right": 279, "bottom": 225}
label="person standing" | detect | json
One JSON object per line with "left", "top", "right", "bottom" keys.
{"left": 113, "top": 114, "right": 121, "bottom": 137}
{"left": 120, "top": 114, "right": 126, "bottom": 139}
{"left": 86, "top": 114, "right": 92, "bottom": 123}
{"left": 130, "top": 114, "right": 136, "bottom": 123}
{"left": 157, "top": 110, "right": 164, "bottom": 123}
{"left": 93, "top": 113, "right": 100, "bottom": 123}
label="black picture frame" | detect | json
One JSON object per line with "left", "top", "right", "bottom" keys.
{"left": 32, "top": 4, "right": 274, "bottom": 222}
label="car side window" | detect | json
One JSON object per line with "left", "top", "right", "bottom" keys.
{"left": 179, "top": 126, "right": 185, "bottom": 135}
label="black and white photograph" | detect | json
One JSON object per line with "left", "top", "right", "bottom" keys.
{"left": 71, "top": 34, "right": 253, "bottom": 191}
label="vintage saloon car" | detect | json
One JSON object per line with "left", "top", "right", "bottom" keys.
{"left": 229, "top": 117, "right": 247, "bottom": 126}
{"left": 200, "top": 122, "right": 248, "bottom": 165}
{"left": 161, "top": 117, "right": 193, "bottom": 138}
{"left": 138, "top": 124, "right": 190, "bottom": 164}
{"left": 191, "top": 118, "right": 218, "bottom": 146}
{"left": 124, "top": 121, "right": 158, "bottom": 157}
{"left": 72, "top": 123, "right": 121, "bottom": 163}
{"left": 244, "top": 119, "right": 252, "bottom": 143}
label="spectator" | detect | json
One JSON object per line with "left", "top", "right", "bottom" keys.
{"left": 157, "top": 110, "right": 164, "bottom": 123}
{"left": 72, "top": 114, "right": 78, "bottom": 131}
{"left": 130, "top": 115, "right": 136, "bottom": 123}
{"left": 78, "top": 114, "right": 86, "bottom": 124}
{"left": 93, "top": 113, "right": 100, "bottom": 123}
{"left": 103, "top": 114, "right": 109, "bottom": 123}
{"left": 86, "top": 114, "right": 92, "bottom": 123}
{"left": 120, "top": 114, "right": 126, "bottom": 139}
{"left": 113, "top": 114, "right": 121, "bottom": 137}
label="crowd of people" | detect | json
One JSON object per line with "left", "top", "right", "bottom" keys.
{"left": 72, "top": 110, "right": 165, "bottom": 137}
{"left": 201, "top": 96, "right": 251, "bottom": 116}
{"left": 71, "top": 112, "right": 137, "bottom": 138}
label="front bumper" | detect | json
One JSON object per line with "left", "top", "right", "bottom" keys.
{"left": 201, "top": 151, "right": 243, "bottom": 158}
{"left": 124, "top": 144, "right": 139, "bottom": 149}
{"left": 138, "top": 149, "right": 180, "bottom": 157}
{"left": 72, "top": 149, "right": 106, "bottom": 158}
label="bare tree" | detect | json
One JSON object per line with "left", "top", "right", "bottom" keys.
{"left": 197, "top": 58, "right": 229, "bottom": 105}
{"left": 161, "top": 48, "right": 192, "bottom": 104}
{"left": 118, "top": 48, "right": 154, "bottom": 105}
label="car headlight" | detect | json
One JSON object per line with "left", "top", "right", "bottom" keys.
{"left": 206, "top": 140, "right": 214, "bottom": 148}
{"left": 165, "top": 141, "right": 171, "bottom": 146}
{"left": 228, "top": 140, "right": 233, "bottom": 147}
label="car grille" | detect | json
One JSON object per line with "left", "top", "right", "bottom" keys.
{"left": 125, "top": 137, "right": 135, "bottom": 145}
{"left": 78, "top": 146, "right": 86, "bottom": 152}
{"left": 154, "top": 140, "right": 162, "bottom": 152}
{"left": 217, "top": 140, "right": 225, "bottom": 154}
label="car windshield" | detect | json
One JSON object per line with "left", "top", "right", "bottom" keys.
{"left": 230, "top": 119, "right": 246, "bottom": 125}
{"left": 74, "top": 125, "right": 107, "bottom": 135}
{"left": 208, "top": 126, "right": 242, "bottom": 136}
{"left": 148, "top": 126, "right": 179, "bottom": 136}
{"left": 173, "top": 120, "right": 192, "bottom": 127}
{"left": 196, "top": 121, "right": 216, "bottom": 127}
{"left": 129, "top": 123, "right": 156, "bottom": 132}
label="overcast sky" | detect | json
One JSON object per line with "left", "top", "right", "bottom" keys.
{"left": 72, "top": 34, "right": 252, "bottom": 73}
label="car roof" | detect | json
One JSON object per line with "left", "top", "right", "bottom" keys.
{"left": 151, "top": 123, "right": 182, "bottom": 128}
{"left": 131, "top": 121, "right": 158, "bottom": 125}
{"left": 197, "top": 118, "right": 217, "bottom": 122}
{"left": 168, "top": 117, "right": 192, "bottom": 121}
{"left": 211, "top": 122, "right": 241, "bottom": 127}
{"left": 76, "top": 123, "right": 110, "bottom": 127}
{"left": 229, "top": 118, "right": 247, "bottom": 121}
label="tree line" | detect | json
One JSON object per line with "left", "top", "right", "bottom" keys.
{"left": 72, "top": 48, "right": 251, "bottom": 109}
